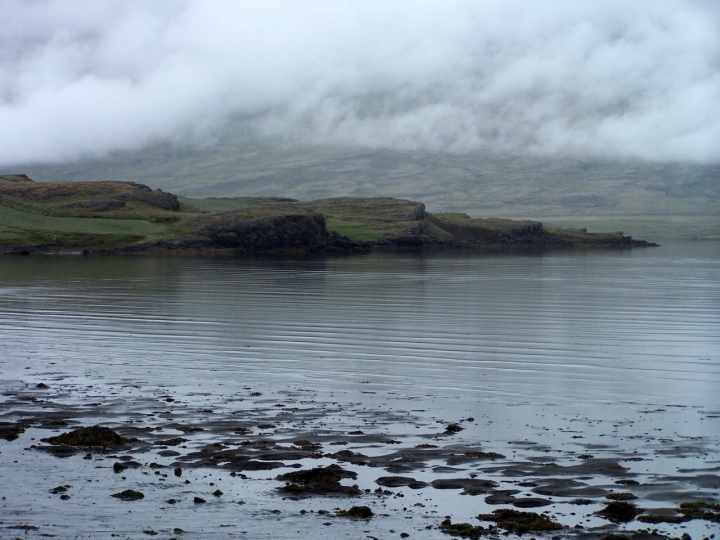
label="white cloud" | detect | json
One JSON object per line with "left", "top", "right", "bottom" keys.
{"left": 0, "top": 0, "right": 719, "bottom": 165}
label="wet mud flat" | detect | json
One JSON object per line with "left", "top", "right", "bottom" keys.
{"left": 1, "top": 375, "right": 719, "bottom": 540}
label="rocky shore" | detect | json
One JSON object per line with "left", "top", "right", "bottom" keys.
{"left": 1, "top": 374, "right": 718, "bottom": 540}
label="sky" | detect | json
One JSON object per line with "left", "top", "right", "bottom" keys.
{"left": 1, "top": 0, "right": 719, "bottom": 166}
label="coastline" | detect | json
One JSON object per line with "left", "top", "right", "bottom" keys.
{"left": 0, "top": 175, "right": 656, "bottom": 256}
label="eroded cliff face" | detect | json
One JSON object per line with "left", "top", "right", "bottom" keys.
{"left": 182, "top": 208, "right": 339, "bottom": 250}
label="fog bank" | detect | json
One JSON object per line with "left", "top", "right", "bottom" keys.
{"left": 1, "top": 0, "right": 719, "bottom": 166}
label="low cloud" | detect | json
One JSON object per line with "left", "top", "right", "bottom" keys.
{"left": 1, "top": 0, "right": 719, "bottom": 166}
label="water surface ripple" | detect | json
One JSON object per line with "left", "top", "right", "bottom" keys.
{"left": 0, "top": 242, "right": 718, "bottom": 407}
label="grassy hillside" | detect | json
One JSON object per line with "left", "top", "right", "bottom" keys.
{"left": 0, "top": 175, "right": 644, "bottom": 251}
{"left": 14, "top": 128, "right": 719, "bottom": 240}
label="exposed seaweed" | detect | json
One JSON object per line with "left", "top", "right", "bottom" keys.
{"left": 476, "top": 509, "right": 563, "bottom": 534}
{"left": 43, "top": 426, "right": 130, "bottom": 447}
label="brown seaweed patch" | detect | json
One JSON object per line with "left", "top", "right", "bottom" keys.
{"left": 292, "top": 440, "right": 322, "bottom": 452}
{"left": 153, "top": 437, "right": 187, "bottom": 446}
{"left": 278, "top": 464, "right": 356, "bottom": 485}
{"left": 42, "top": 426, "right": 130, "bottom": 447}
{"left": 439, "top": 518, "right": 487, "bottom": 539}
{"left": 277, "top": 464, "right": 360, "bottom": 496}
{"left": 615, "top": 479, "right": 640, "bottom": 486}
{"left": 326, "top": 449, "right": 367, "bottom": 464}
{"left": 336, "top": 506, "right": 373, "bottom": 518}
{"left": 111, "top": 489, "right": 144, "bottom": 501}
{"left": 0, "top": 423, "right": 25, "bottom": 441}
{"left": 464, "top": 451, "right": 505, "bottom": 460}
{"left": 606, "top": 492, "right": 638, "bottom": 501}
{"left": 176, "top": 426, "right": 204, "bottom": 433}
{"left": 477, "top": 509, "right": 563, "bottom": 534}
{"left": 637, "top": 501, "right": 720, "bottom": 524}
{"left": 596, "top": 501, "right": 643, "bottom": 522}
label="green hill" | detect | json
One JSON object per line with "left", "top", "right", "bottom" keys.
{"left": 15, "top": 131, "right": 719, "bottom": 240}
{"left": 0, "top": 175, "right": 651, "bottom": 253}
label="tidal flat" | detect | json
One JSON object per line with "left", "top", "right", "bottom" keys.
{"left": 0, "top": 243, "right": 719, "bottom": 539}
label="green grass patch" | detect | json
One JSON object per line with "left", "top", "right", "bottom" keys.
{"left": 0, "top": 205, "right": 167, "bottom": 246}
{"left": 324, "top": 217, "right": 385, "bottom": 242}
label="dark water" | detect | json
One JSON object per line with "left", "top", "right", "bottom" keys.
{"left": 1, "top": 242, "right": 719, "bottom": 539}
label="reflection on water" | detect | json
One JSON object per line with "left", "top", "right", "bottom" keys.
{"left": 1, "top": 242, "right": 718, "bottom": 408}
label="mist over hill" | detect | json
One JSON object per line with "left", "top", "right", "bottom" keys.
{"left": 2, "top": 1, "right": 720, "bottom": 166}
{"left": 16, "top": 129, "right": 720, "bottom": 240}
{"left": 3, "top": 2, "right": 719, "bottom": 239}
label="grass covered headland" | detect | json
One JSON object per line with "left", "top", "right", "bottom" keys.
{"left": 0, "top": 174, "right": 654, "bottom": 254}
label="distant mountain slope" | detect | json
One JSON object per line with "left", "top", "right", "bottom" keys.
{"left": 14, "top": 132, "right": 720, "bottom": 240}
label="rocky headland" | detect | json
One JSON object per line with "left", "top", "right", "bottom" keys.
{"left": 0, "top": 174, "right": 655, "bottom": 254}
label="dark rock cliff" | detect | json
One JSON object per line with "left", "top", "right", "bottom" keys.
{"left": 183, "top": 209, "right": 337, "bottom": 250}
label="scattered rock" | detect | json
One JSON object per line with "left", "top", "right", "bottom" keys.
{"left": 637, "top": 501, "right": 720, "bottom": 524}
{"left": 194, "top": 496, "right": 206, "bottom": 504}
{"left": 113, "top": 461, "right": 140, "bottom": 473}
{"left": 439, "top": 518, "right": 486, "bottom": 539}
{"left": 0, "top": 423, "right": 26, "bottom": 441}
{"left": 463, "top": 451, "right": 505, "bottom": 460}
{"left": 153, "top": 437, "right": 187, "bottom": 446}
{"left": 111, "top": 489, "right": 144, "bottom": 501}
{"left": 512, "top": 497, "right": 553, "bottom": 508}
{"left": 292, "top": 440, "right": 322, "bottom": 452}
{"left": 615, "top": 479, "right": 640, "bottom": 486}
{"left": 606, "top": 492, "right": 638, "bottom": 501}
{"left": 477, "top": 509, "right": 563, "bottom": 534}
{"left": 336, "top": 506, "right": 373, "bottom": 518}
{"left": 444, "top": 424, "right": 464, "bottom": 434}
{"left": 43, "top": 426, "right": 130, "bottom": 447}
{"left": 596, "top": 501, "right": 643, "bottom": 522}
{"left": 431, "top": 478, "right": 497, "bottom": 491}
{"left": 277, "top": 464, "right": 361, "bottom": 496}
{"left": 376, "top": 476, "right": 428, "bottom": 489}
{"left": 176, "top": 425, "right": 204, "bottom": 433}
{"left": 484, "top": 489, "right": 521, "bottom": 505}
{"left": 326, "top": 449, "right": 367, "bottom": 463}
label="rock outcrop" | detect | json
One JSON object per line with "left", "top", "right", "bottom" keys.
{"left": 183, "top": 208, "right": 335, "bottom": 250}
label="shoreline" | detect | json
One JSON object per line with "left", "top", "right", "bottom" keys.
{"left": 1, "top": 238, "right": 657, "bottom": 258}
{"left": 1, "top": 367, "right": 717, "bottom": 540}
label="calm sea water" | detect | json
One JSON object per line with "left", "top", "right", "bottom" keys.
{"left": 1, "top": 243, "right": 719, "bottom": 539}
{"left": 1, "top": 242, "right": 718, "bottom": 408}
